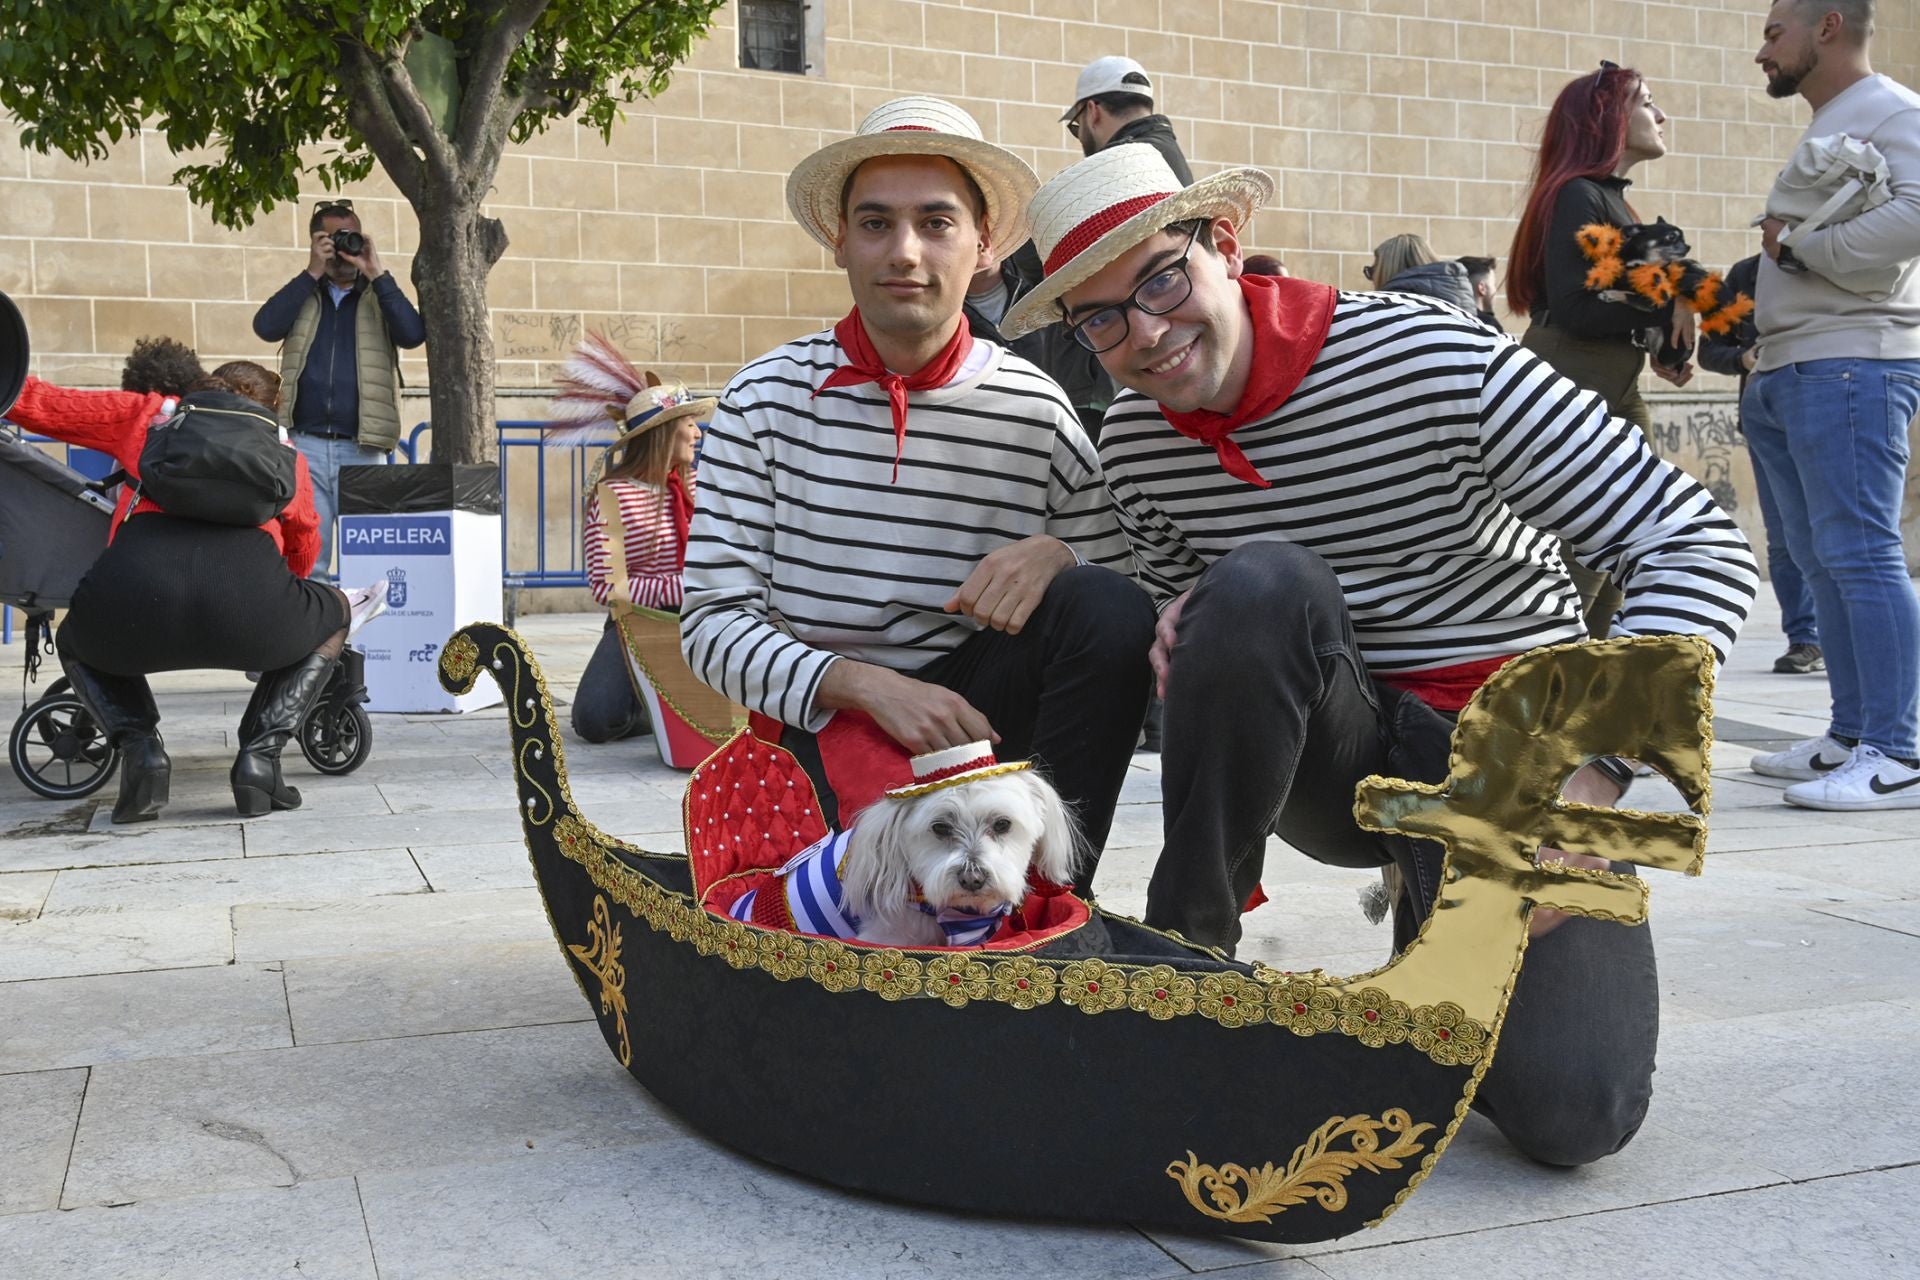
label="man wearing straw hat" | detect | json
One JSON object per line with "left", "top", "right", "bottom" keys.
{"left": 1002, "top": 146, "right": 1759, "bottom": 1166}
{"left": 681, "top": 97, "right": 1151, "bottom": 874}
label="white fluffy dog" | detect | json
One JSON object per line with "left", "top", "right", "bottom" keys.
{"left": 840, "top": 759, "right": 1080, "bottom": 948}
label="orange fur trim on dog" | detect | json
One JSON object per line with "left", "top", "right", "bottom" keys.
{"left": 1576, "top": 224, "right": 1623, "bottom": 261}
{"left": 1688, "top": 274, "right": 1722, "bottom": 313}
{"left": 1697, "top": 292, "right": 1755, "bottom": 336}
{"left": 1626, "top": 261, "right": 1677, "bottom": 306}
{"left": 1585, "top": 259, "right": 1624, "bottom": 290}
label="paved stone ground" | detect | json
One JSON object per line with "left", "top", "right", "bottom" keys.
{"left": 1, "top": 595, "right": 1915, "bottom": 1279}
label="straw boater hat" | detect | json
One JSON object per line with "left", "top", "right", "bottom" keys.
{"left": 786, "top": 96, "right": 1039, "bottom": 254}
{"left": 999, "top": 146, "right": 1274, "bottom": 340}
{"left": 884, "top": 741, "right": 1030, "bottom": 800}
{"left": 612, "top": 374, "right": 715, "bottom": 452}
{"left": 544, "top": 333, "right": 717, "bottom": 454}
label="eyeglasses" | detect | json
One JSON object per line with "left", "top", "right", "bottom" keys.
{"left": 313, "top": 198, "right": 354, "bottom": 214}
{"left": 1065, "top": 224, "right": 1202, "bottom": 354}
{"left": 1362, "top": 263, "right": 1376, "bottom": 281}
{"left": 1592, "top": 58, "right": 1620, "bottom": 85}
{"left": 1065, "top": 105, "right": 1088, "bottom": 141}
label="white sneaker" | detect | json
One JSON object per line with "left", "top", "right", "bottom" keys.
{"left": 1748, "top": 734, "right": 1853, "bottom": 781}
{"left": 344, "top": 584, "right": 389, "bottom": 638}
{"left": 1783, "top": 745, "right": 1920, "bottom": 811}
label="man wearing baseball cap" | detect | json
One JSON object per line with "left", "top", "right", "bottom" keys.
{"left": 1060, "top": 55, "right": 1193, "bottom": 184}
{"left": 681, "top": 97, "right": 1152, "bottom": 878}
{"left": 1002, "top": 146, "right": 1758, "bottom": 1167}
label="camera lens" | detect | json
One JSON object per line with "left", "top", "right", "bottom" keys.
{"left": 331, "top": 229, "right": 365, "bottom": 257}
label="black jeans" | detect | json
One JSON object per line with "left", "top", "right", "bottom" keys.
{"left": 1151, "top": 541, "right": 1657, "bottom": 1166}
{"left": 571, "top": 617, "right": 650, "bottom": 744}
{"left": 791, "top": 565, "right": 1154, "bottom": 892}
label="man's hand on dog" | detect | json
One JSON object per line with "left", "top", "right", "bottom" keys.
{"left": 1148, "top": 590, "right": 1190, "bottom": 700}
{"left": 818, "top": 661, "right": 998, "bottom": 754}
{"left": 944, "top": 535, "right": 1076, "bottom": 635}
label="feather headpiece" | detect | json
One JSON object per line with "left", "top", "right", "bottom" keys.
{"left": 544, "top": 333, "right": 717, "bottom": 455}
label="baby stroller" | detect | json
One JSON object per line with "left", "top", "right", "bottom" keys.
{"left": 0, "top": 423, "right": 376, "bottom": 801}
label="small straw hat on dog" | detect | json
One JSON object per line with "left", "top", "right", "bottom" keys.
{"left": 786, "top": 96, "right": 1039, "bottom": 253}
{"left": 999, "top": 147, "right": 1274, "bottom": 340}
{"left": 884, "top": 741, "right": 1031, "bottom": 800}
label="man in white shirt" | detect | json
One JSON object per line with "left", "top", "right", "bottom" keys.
{"left": 682, "top": 98, "right": 1151, "bottom": 877}
{"left": 1745, "top": 0, "right": 1920, "bottom": 810}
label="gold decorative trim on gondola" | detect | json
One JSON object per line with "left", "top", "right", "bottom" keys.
{"left": 439, "top": 633, "right": 480, "bottom": 686}
{"left": 566, "top": 895, "right": 632, "bottom": 1066}
{"left": 1167, "top": 1109, "right": 1435, "bottom": 1224}
{"left": 542, "top": 812, "right": 1492, "bottom": 1067}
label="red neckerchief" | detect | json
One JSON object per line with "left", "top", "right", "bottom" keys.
{"left": 1158, "top": 274, "right": 1337, "bottom": 489}
{"left": 815, "top": 308, "right": 974, "bottom": 482}
{"left": 666, "top": 470, "right": 695, "bottom": 571}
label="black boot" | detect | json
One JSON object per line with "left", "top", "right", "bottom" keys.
{"left": 60, "top": 658, "right": 170, "bottom": 824}
{"left": 232, "top": 651, "right": 337, "bottom": 816}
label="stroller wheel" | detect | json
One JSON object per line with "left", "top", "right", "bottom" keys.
{"left": 9, "top": 693, "right": 118, "bottom": 799}
{"left": 299, "top": 701, "right": 373, "bottom": 776}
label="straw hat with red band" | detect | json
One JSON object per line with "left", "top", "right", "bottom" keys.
{"left": 786, "top": 96, "right": 1039, "bottom": 254}
{"left": 999, "top": 146, "right": 1274, "bottom": 340}
{"left": 884, "top": 741, "right": 1031, "bottom": 800}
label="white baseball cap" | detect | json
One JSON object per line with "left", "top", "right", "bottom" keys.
{"left": 1059, "top": 56, "right": 1155, "bottom": 121}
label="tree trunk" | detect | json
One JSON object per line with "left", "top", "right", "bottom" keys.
{"left": 409, "top": 199, "right": 507, "bottom": 465}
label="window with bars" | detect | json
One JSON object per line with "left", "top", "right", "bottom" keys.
{"left": 739, "top": 0, "right": 809, "bottom": 74}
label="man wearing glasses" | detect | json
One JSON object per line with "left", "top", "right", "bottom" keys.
{"left": 252, "top": 199, "right": 426, "bottom": 582}
{"left": 682, "top": 98, "right": 1151, "bottom": 879}
{"left": 1001, "top": 147, "right": 1757, "bottom": 1166}
{"left": 1059, "top": 56, "right": 1192, "bottom": 185}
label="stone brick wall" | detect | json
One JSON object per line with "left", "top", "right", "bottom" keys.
{"left": 3, "top": 0, "right": 1913, "bottom": 403}
{"left": 2, "top": 2, "right": 1915, "bottom": 598}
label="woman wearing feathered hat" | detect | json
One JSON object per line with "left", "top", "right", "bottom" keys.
{"left": 545, "top": 336, "right": 715, "bottom": 746}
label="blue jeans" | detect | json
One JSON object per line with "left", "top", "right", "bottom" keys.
{"left": 1745, "top": 434, "right": 1820, "bottom": 645}
{"left": 293, "top": 433, "right": 388, "bottom": 583}
{"left": 1743, "top": 358, "right": 1920, "bottom": 756}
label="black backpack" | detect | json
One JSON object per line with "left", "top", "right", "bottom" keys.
{"left": 136, "top": 390, "right": 297, "bottom": 526}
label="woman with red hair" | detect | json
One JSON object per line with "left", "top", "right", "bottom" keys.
{"left": 1508, "top": 62, "right": 1695, "bottom": 632}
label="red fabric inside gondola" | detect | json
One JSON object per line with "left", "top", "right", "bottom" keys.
{"left": 687, "top": 729, "right": 1091, "bottom": 950}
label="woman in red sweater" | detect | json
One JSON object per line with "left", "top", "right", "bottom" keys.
{"left": 10, "top": 360, "right": 351, "bottom": 823}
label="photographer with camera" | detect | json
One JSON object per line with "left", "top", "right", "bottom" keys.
{"left": 252, "top": 199, "right": 425, "bottom": 582}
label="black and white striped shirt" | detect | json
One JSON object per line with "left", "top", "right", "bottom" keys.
{"left": 682, "top": 331, "right": 1133, "bottom": 730}
{"left": 1098, "top": 292, "right": 1757, "bottom": 671}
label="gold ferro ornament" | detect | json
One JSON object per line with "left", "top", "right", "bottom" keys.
{"left": 1353, "top": 633, "right": 1712, "bottom": 1019}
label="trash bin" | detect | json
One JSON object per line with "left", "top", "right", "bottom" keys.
{"left": 337, "top": 463, "right": 502, "bottom": 713}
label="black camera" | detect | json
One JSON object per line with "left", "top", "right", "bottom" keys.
{"left": 330, "top": 229, "right": 366, "bottom": 258}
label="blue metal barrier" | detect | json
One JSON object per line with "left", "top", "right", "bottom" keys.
{"left": 400, "top": 420, "right": 603, "bottom": 619}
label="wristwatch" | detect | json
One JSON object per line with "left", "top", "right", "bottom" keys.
{"left": 1589, "top": 755, "right": 1635, "bottom": 796}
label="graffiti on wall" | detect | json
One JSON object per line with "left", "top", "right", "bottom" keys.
{"left": 499, "top": 311, "right": 582, "bottom": 360}
{"left": 1649, "top": 401, "right": 1744, "bottom": 517}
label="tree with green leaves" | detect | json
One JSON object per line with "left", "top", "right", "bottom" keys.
{"left": 0, "top": 0, "right": 725, "bottom": 462}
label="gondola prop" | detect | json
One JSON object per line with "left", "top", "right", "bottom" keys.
{"left": 441, "top": 625, "right": 1713, "bottom": 1243}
